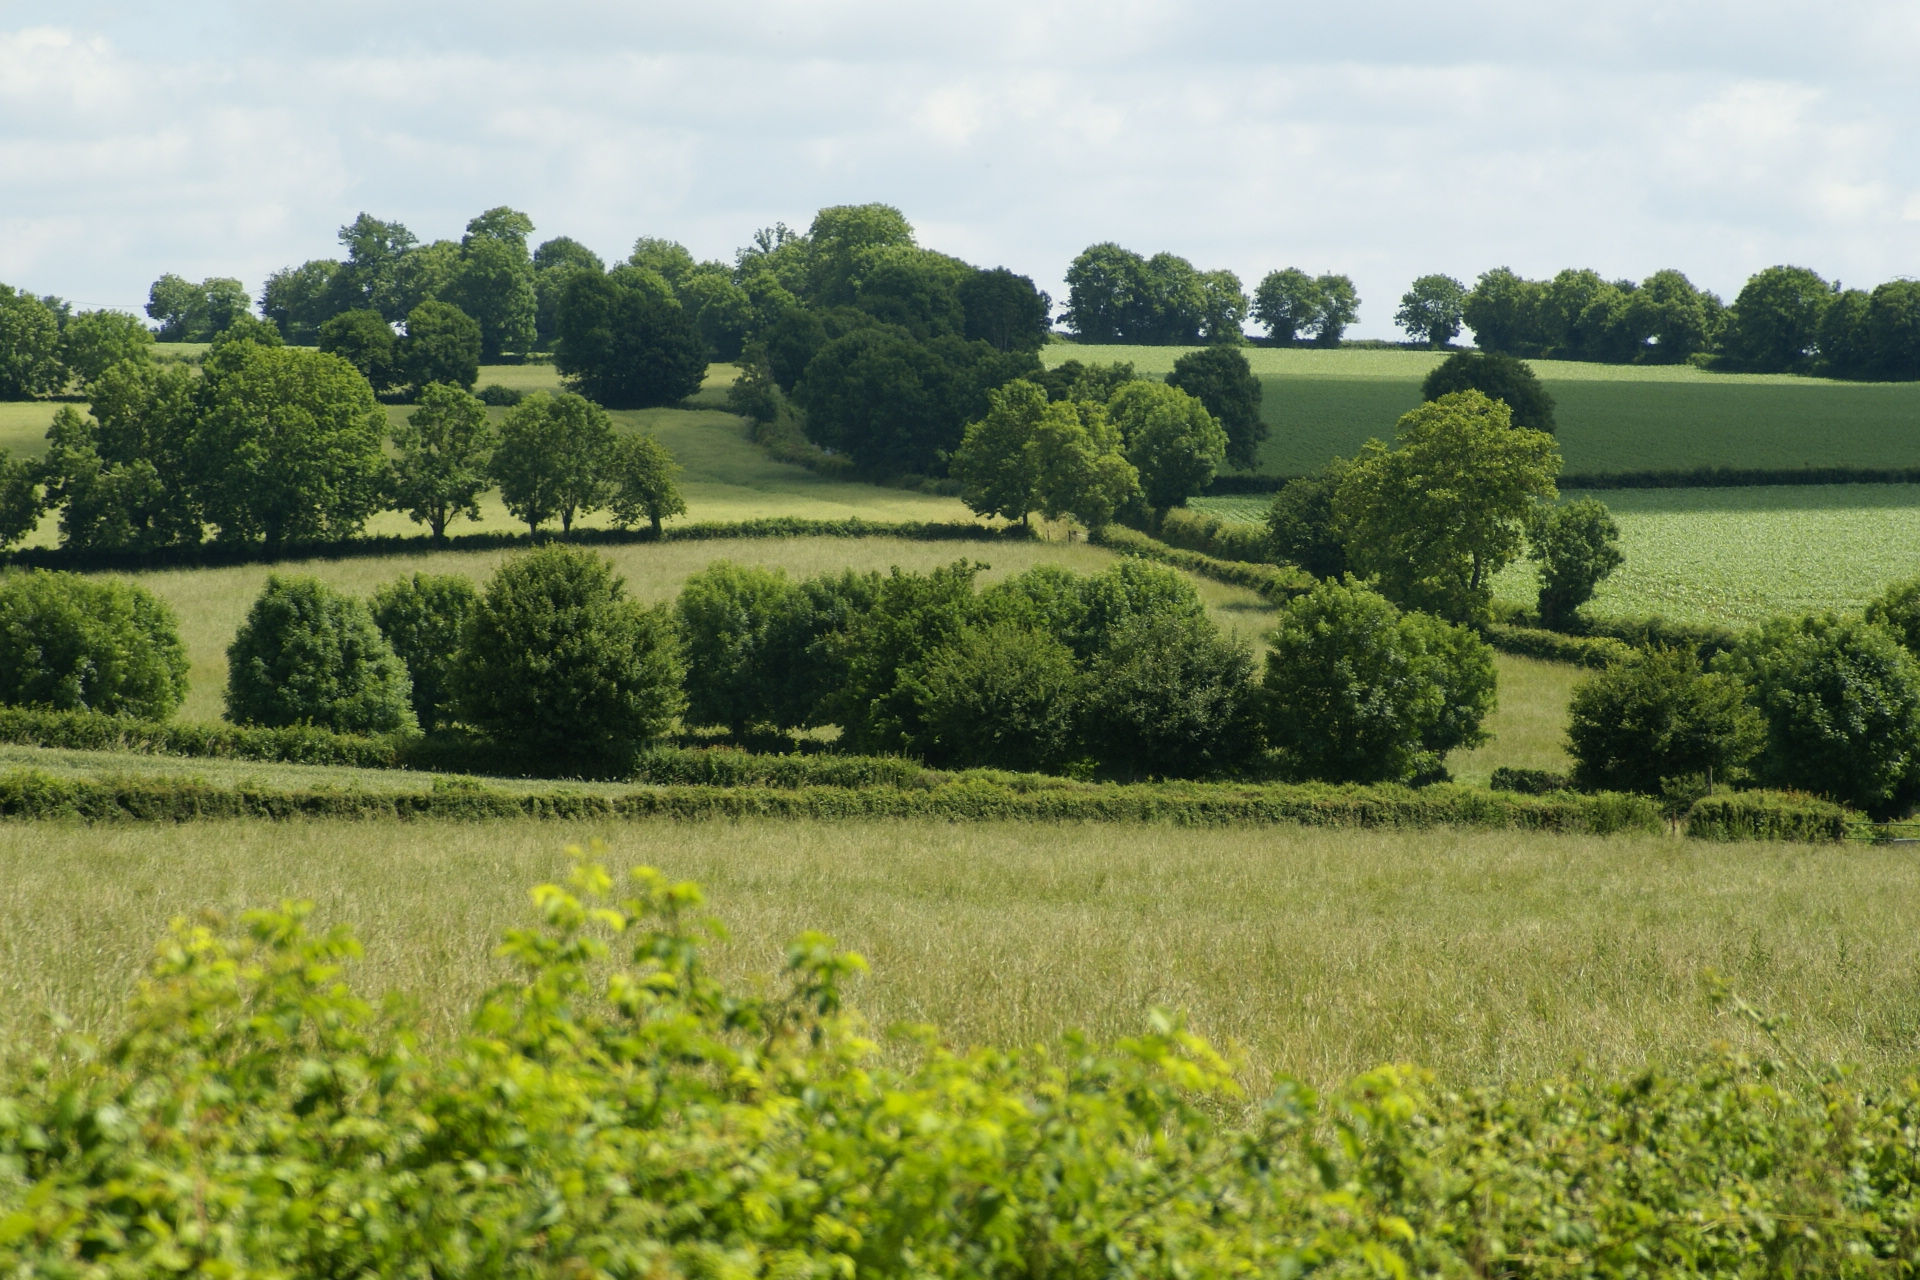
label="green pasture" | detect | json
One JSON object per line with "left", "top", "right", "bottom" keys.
{"left": 0, "top": 816, "right": 1908, "bottom": 1093}
{"left": 1048, "top": 344, "right": 1920, "bottom": 477}
{"left": 1196, "top": 484, "right": 1920, "bottom": 627}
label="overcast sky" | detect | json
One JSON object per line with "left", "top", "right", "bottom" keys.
{"left": 3, "top": 1, "right": 1917, "bottom": 337}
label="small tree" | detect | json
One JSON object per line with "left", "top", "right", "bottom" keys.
{"left": 1420, "top": 351, "right": 1557, "bottom": 432}
{"left": 390, "top": 383, "right": 494, "bottom": 543}
{"left": 0, "top": 571, "right": 189, "bottom": 718}
{"left": 369, "top": 572, "right": 478, "bottom": 732}
{"left": 225, "top": 575, "right": 415, "bottom": 734}
{"left": 402, "top": 300, "right": 482, "bottom": 393}
{"left": 606, "top": 433, "right": 686, "bottom": 535}
{"left": 317, "top": 309, "right": 400, "bottom": 393}
{"left": 675, "top": 562, "right": 799, "bottom": 736}
{"left": 908, "top": 621, "right": 1084, "bottom": 772}
{"left": 1533, "top": 498, "right": 1624, "bottom": 629}
{"left": 1250, "top": 269, "right": 1320, "bottom": 345}
{"left": 58, "top": 311, "right": 153, "bottom": 388}
{"left": 454, "top": 545, "right": 685, "bottom": 768}
{"left": 1567, "top": 647, "right": 1762, "bottom": 794}
{"left": 1336, "top": 390, "right": 1561, "bottom": 623}
{"left": 1865, "top": 578, "right": 1920, "bottom": 655}
{"left": 1107, "top": 381, "right": 1225, "bottom": 520}
{"left": 1716, "top": 615, "right": 1920, "bottom": 817}
{"left": 950, "top": 379, "right": 1045, "bottom": 525}
{"left": 1395, "top": 275, "right": 1467, "bottom": 348}
{"left": 1031, "top": 398, "right": 1139, "bottom": 531}
{"left": 1308, "top": 274, "right": 1360, "bottom": 345}
{"left": 1165, "top": 345, "right": 1266, "bottom": 470}
{"left": 1261, "top": 577, "right": 1495, "bottom": 783}
{"left": 1082, "top": 610, "right": 1261, "bottom": 780}
{"left": 490, "top": 391, "right": 616, "bottom": 535}
{"left": 1264, "top": 466, "right": 1347, "bottom": 579}
{"left": 0, "top": 286, "right": 64, "bottom": 400}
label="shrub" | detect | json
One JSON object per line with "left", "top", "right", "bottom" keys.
{"left": 0, "top": 570, "right": 189, "bottom": 718}
{"left": 1490, "top": 765, "right": 1572, "bottom": 794}
{"left": 907, "top": 620, "right": 1084, "bottom": 771}
{"left": 368, "top": 572, "right": 478, "bottom": 732}
{"left": 1532, "top": 496, "right": 1624, "bottom": 629}
{"left": 475, "top": 383, "right": 524, "bottom": 406}
{"left": 1566, "top": 646, "right": 1762, "bottom": 794}
{"left": 1264, "top": 468, "right": 1347, "bottom": 578}
{"left": 454, "top": 545, "right": 685, "bottom": 768}
{"left": 831, "top": 560, "right": 982, "bottom": 754}
{"left": 225, "top": 575, "right": 415, "bottom": 734}
{"left": 1717, "top": 614, "right": 1920, "bottom": 818}
{"left": 675, "top": 561, "right": 800, "bottom": 734}
{"left": 1865, "top": 577, "right": 1920, "bottom": 655}
{"left": 1685, "top": 790, "right": 1853, "bottom": 841}
{"left": 1481, "top": 622, "right": 1631, "bottom": 668}
{"left": 1082, "top": 610, "right": 1262, "bottom": 779}
{"left": 1262, "top": 578, "right": 1495, "bottom": 784}
{"left": 1155, "top": 507, "right": 1273, "bottom": 564}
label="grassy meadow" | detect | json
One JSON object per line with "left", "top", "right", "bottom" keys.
{"left": 1048, "top": 344, "right": 1920, "bottom": 478}
{"left": 1, "top": 818, "right": 1911, "bottom": 1094}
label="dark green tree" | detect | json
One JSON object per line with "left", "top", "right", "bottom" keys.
{"left": 678, "top": 270, "right": 755, "bottom": 361}
{"left": 454, "top": 545, "right": 685, "bottom": 769}
{"left": 1622, "top": 269, "right": 1721, "bottom": 363}
{"left": 1251, "top": 269, "right": 1320, "bottom": 345}
{"left": 1264, "top": 466, "right": 1348, "bottom": 579}
{"left": 1716, "top": 615, "right": 1920, "bottom": 817}
{"left": 144, "top": 275, "right": 250, "bottom": 342}
{"left": 1307, "top": 274, "right": 1359, "bottom": 345}
{"left": 1107, "top": 381, "right": 1225, "bottom": 519}
{"left": 369, "top": 572, "right": 478, "bottom": 732}
{"left": 1818, "top": 289, "right": 1874, "bottom": 379}
{"left": 258, "top": 260, "right": 343, "bottom": 343}
{"left": 225, "top": 575, "right": 415, "bottom": 735}
{"left": 908, "top": 621, "right": 1084, "bottom": 772}
{"left": 333, "top": 213, "right": 418, "bottom": 319}
{"left": 1866, "top": 578, "right": 1920, "bottom": 655}
{"left": 1720, "top": 265, "right": 1833, "bottom": 373}
{"left": 1261, "top": 577, "right": 1495, "bottom": 783}
{"left": 50, "top": 361, "right": 201, "bottom": 550}
{"left": 848, "top": 246, "right": 970, "bottom": 339}
{"left": 1867, "top": 279, "right": 1920, "bottom": 381}
{"left": 448, "top": 209, "right": 537, "bottom": 358}
{"left": 0, "top": 285, "right": 65, "bottom": 399}
{"left": 190, "top": 343, "right": 388, "bottom": 547}
{"left": 58, "top": 311, "right": 153, "bottom": 388}
{"left": 1063, "top": 243, "right": 1151, "bottom": 343}
{"left": 401, "top": 301, "right": 482, "bottom": 392}
{"left": 1420, "top": 351, "right": 1557, "bottom": 431}
{"left": 1082, "top": 610, "right": 1261, "bottom": 779}
{"left": 805, "top": 203, "right": 917, "bottom": 305}
{"left": 830, "top": 561, "right": 983, "bottom": 754}
{"left": 0, "top": 571, "right": 188, "bottom": 718}
{"left": 1395, "top": 275, "right": 1467, "bottom": 348}
{"left": 675, "top": 561, "right": 801, "bottom": 735}
{"left": 958, "top": 267, "right": 1052, "bottom": 352}
{"left": 489, "top": 391, "right": 615, "bottom": 535}
{"left": 606, "top": 433, "right": 685, "bottom": 536}
{"left": 1567, "top": 648, "right": 1761, "bottom": 794}
{"left": 1532, "top": 497, "right": 1624, "bottom": 630}
{"left": 390, "top": 383, "right": 493, "bottom": 542}
{"left": 532, "top": 237, "right": 605, "bottom": 348}
{"left": 1166, "top": 344, "right": 1266, "bottom": 470}
{"left": 317, "top": 310, "right": 400, "bottom": 392}
{"left": 553, "top": 269, "right": 708, "bottom": 408}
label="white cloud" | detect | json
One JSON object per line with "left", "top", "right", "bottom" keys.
{"left": 1, "top": 2, "right": 1917, "bottom": 331}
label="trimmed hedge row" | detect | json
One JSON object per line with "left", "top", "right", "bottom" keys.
{"left": 1205, "top": 466, "right": 1920, "bottom": 496}
{"left": 0, "top": 768, "right": 1664, "bottom": 832}
{"left": 1150, "top": 508, "right": 1275, "bottom": 564}
{"left": 2, "top": 516, "right": 1017, "bottom": 575}
{"left": 1090, "top": 524, "right": 1312, "bottom": 599}
{"left": 1580, "top": 614, "right": 1741, "bottom": 660}
{"left": 0, "top": 705, "right": 407, "bottom": 767}
{"left": 1482, "top": 623, "right": 1633, "bottom": 668}
{"left": 1685, "top": 790, "right": 1855, "bottom": 842}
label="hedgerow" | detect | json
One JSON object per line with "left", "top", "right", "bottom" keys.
{"left": 2, "top": 853, "right": 1916, "bottom": 1276}
{"left": 1089, "top": 522, "right": 1312, "bottom": 598}
{"left": 1684, "top": 789, "right": 1856, "bottom": 841}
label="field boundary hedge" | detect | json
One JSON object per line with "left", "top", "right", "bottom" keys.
{"left": 1482, "top": 623, "right": 1632, "bottom": 668}
{"left": 1089, "top": 524, "right": 1312, "bottom": 599}
{"left": 1207, "top": 466, "right": 1920, "bottom": 497}
{"left": 1, "top": 516, "right": 1019, "bottom": 574}
{"left": 1685, "top": 790, "right": 1855, "bottom": 842}
{"left": 0, "top": 768, "right": 1666, "bottom": 832}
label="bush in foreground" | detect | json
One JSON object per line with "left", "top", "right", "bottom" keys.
{"left": 225, "top": 575, "right": 416, "bottom": 734}
{"left": 4, "top": 853, "right": 1915, "bottom": 1277}
{"left": 0, "top": 570, "right": 189, "bottom": 718}
{"left": 455, "top": 545, "right": 685, "bottom": 767}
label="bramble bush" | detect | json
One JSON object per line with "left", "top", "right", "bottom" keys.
{"left": 6, "top": 850, "right": 1920, "bottom": 1277}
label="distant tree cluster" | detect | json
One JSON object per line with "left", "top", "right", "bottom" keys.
{"left": 1061, "top": 245, "right": 1247, "bottom": 344}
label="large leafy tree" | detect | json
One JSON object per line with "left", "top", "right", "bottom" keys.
{"left": 448, "top": 208, "right": 538, "bottom": 358}
{"left": 1307, "top": 274, "right": 1360, "bottom": 345}
{"left": 401, "top": 301, "right": 481, "bottom": 393}
{"left": 805, "top": 203, "right": 917, "bottom": 305}
{"left": 58, "top": 310, "right": 153, "bottom": 389}
{"left": 390, "top": 382, "right": 494, "bottom": 542}
{"left": 333, "top": 213, "right": 418, "bottom": 319}
{"left": 1107, "top": 381, "right": 1226, "bottom": 519}
{"left": 489, "top": 391, "right": 615, "bottom": 535}
{"left": 1030, "top": 398, "right": 1138, "bottom": 531}
{"left": 0, "top": 285, "right": 66, "bottom": 399}
{"left": 532, "top": 237, "right": 605, "bottom": 348}
{"left": 553, "top": 269, "right": 708, "bottom": 408}
{"left": 317, "top": 310, "right": 400, "bottom": 393}
{"left": 1567, "top": 647, "right": 1761, "bottom": 794}
{"left": 369, "top": 572, "right": 478, "bottom": 732}
{"left": 259, "top": 260, "right": 343, "bottom": 343}
{"left": 958, "top": 267, "right": 1052, "bottom": 352}
{"left": 1395, "top": 275, "right": 1467, "bottom": 348}
{"left": 951, "top": 379, "right": 1047, "bottom": 525}
{"left": 1251, "top": 269, "right": 1320, "bottom": 346}
{"left": 1719, "top": 265, "right": 1833, "bottom": 373}
{"left": 1420, "top": 351, "right": 1557, "bottom": 432}
{"left": 1622, "top": 269, "right": 1721, "bottom": 364}
{"left": 190, "top": 340, "right": 389, "bottom": 547}
{"left": 1336, "top": 390, "right": 1561, "bottom": 623}
{"left": 1165, "top": 345, "right": 1265, "bottom": 470}
{"left": 45, "top": 360, "right": 202, "bottom": 550}
{"left": 145, "top": 275, "right": 251, "bottom": 342}
{"left": 1462, "top": 267, "right": 1547, "bottom": 356}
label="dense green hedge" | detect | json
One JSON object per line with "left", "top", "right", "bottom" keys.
{"left": 1090, "top": 524, "right": 1312, "bottom": 599}
{"left": 1685, "top": 790, "right": 1855, "bottom": 842}
{"left": 1581, "top": 613, "right": 1741, "bottom": 660}
{"left": 10, "top": 855, "right": 1920, "bottom": 1276}
{"left": 1207, "top": 465, "right": 1920, "bottom": 494}
{"left": 0, "top": 768, "right": 1663, "bottom": 832}
{"left": 0, "top": 705, "right": 407, "bottom": 767}
{"left": 1150, "top": 507, "right": 1275, "bottom": 564}
{"left": 1482, "top": 622, "right": 1633, "bottom": 667}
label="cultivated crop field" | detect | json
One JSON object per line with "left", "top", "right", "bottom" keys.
{"left": 1197, "top": 484, "right": 1920, "bottom": 626}
{"left": 0, "top": 818, "right": 1910, "bottom": 1093}
{"left": 1051, "top": 344, "right": 1920, "bottom": 477}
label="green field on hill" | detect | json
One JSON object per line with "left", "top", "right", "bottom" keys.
{"left": 1049, "top": 344, "right": 1920, "bottom": 477}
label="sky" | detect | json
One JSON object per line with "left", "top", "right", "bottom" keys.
{"left": 2, "top": 1, "right": 1917, "bottom": 338}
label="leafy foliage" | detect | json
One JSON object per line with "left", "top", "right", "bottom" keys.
{"left": 57, "top": 309, "right": 154, "bottom": 388}
{"left": 401, "top": 299, "right": 482, "bottom": 392}
{"left": 388, "top": 382, "right": 494, "bottom": 541}
{"left": 0, "top": 570, "right": 188, "bottom": 718}
{"left": 1082, "top": 609, "right": 1261, "bottom": 780}
{"left": 368, "top": 571, "right": 478, "bottom": 732}
{"left": 1064, "top": 243, "right": 1246, "bottom": 343}
{"left": 1567, "top": 646, "right": 1762, "bottom": 794}
{"left": 1108, "top": 380, "right": 1226, "bottom": 517}
{"left": 1395, "top": 273, "right": 1467, "bottom": 347}
{"left": 225, "top": 574, "right": 416, "bottom": 734}
{"left": 454, "top": 545, "right": 686, "bottom": 768}
{"left": 0, "top": 284, "right": 64, "bottom": 399}
{"left": 675, "top": 560, "right": 800, "bottom": 734}
{"left": 1251, "top": 268, "right": 1358, "bottom": 345}
{"left": 1263, "top": 467, "right": 1348, "bottom": 578}
{"left": 554, "top": 267, "right": 709, "bottom": 408}
{"left": 1532, "top": 495, "right": 1624, "bottom": 629}
{"left": 606, "top": 432, "right": 686, "bottom": 534}
{"left": 1165, "top": 344, "right": 1266, "bottom": 470}
{"left": 489, "top": 390, "right": 616, "bottom": 534}
{"left": 317, "top": 307, "right": 400, "bottom": 391}
{"left": 1420, "top": 350, "right": 1557, "bottom": 431}
{"left": 908, "top": 620, "right": 1085, "bottom": 772}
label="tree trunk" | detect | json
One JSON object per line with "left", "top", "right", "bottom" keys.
{"left": 650, "top": 513, "right": 662, "bottom": 537}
